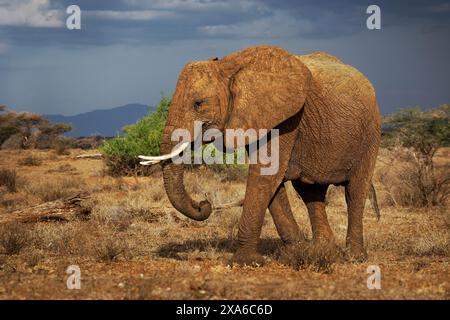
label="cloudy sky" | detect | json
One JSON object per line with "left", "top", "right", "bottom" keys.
{"left": 0, "top": 0, "right": 449, "bottom": 115}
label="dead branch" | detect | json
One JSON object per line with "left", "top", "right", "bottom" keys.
{"left": 0, "top": 193, "right": 91, "bottom": 224}
{"left": 75, "top": 153, "right": 103, "bottom": 159}
{"left": 195, "top": 183, "right": 244, "bottom": 211}
{"left": 213, "top": 199, "right": 244, "bottom": 210}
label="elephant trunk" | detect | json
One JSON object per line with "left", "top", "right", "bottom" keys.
{"left": 160, "top": 129, "right": 212, "bottom": 221}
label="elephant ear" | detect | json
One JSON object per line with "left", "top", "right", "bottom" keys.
{"left": 220, "top": 47, "right": 311, "bottom": 143}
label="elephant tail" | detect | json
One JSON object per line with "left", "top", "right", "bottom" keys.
{"left": 368, "top": 182, "right": 381, "bottom": 221}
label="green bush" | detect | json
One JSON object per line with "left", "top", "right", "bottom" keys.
{"left": 100, "top": 95, "right": 170, "bottom": 175}
{"left": 100, "top": 94, "right": 249, "bottom": 177}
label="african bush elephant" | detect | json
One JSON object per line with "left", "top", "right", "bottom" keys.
{"left": 140, "top": 46, "right": 381, "bottom": 265}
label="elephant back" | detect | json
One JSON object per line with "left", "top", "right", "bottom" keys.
{"left": 295, "top": 52, "right": 376, "bottom": 108}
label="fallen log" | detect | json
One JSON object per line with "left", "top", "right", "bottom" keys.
{"left": 0, "top": 193, "right": 241, "bottom": 224}
{"left": 0, "top": 193, "right": 91, "bottom": 224}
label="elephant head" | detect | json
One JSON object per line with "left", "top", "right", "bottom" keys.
{"left": 141, "top": 46, "right": 311, "bottom": 221}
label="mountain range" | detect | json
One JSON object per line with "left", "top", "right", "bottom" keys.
{"left": 44, "top": 103, "right": 154, "bottom": 137}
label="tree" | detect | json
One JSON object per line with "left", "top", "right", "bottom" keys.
{"left": 382, "top": 104, "right": 450, "bottom": 156}
{"left": 382, "top": 104, "right": 450, "bottom": 206}
{"left": 0, "top": 109, "right": 72, "bottom": 149}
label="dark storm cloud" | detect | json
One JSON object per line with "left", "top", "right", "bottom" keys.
{"left": 0, "top": 0, "right": 265, "bottom": 47}
{"left": 1, "top": 0, "right": 449, "bottom": 47}
{"left": 198, "top": 0, "right": 450, "bottom": 39}
{"left": 0, "top": 0, "right": 449, "bottom": 115}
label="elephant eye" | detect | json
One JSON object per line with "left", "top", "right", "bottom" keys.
{"left": 193, "top": 99, "right": 206, "bottom": 111}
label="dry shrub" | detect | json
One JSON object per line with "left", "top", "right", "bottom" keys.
{"left": 92, "top": 204, "right": 131, "bottom": 227}
{"left": 23, "top": 249, "right": 43, "bottom": 267}
{"left": 376, "top": 148, "right": 449, "bottom": 207}
{"left": 18, "top": 155, "right": 42, "bottom": 166}
{"left": 125, "top": 194, "right": 166, "bottom": 222}
{"left": 94, "top": 235, "right": 128, "bottom": 262}
{"left": 31, "top": 223, "right": 78, "bottom": 255}
{"left": 24, "top": 178, "right": 85, "bottom": 202}
{"left": 0, "top": 193, "right": 29, "bottom": 212}
{"left": 53, "top": 138, "right": 71, "bottom": 155}
{"left": 103, "top": 156, "right": 160, "bottom": 177}
{"left": 0, "top": 222, "right": 31, "bottom": 255}
{"left": 0, "top": 168, "right": 17, "bottom": 192}
{"left": 408, "top": 232, "right": 450, "bottom": 257}
{"left": 93, "top": 191, "right": 166, "bottom": 225}
{"left": 92, "top": 179, "right": 166, "bottom": 220}
{"left": 398, "top": 154, "right": 449, "bottom": 207}
{"left": 31, "top": 221, "right": 113, "bottom": 258}
{"left": 280, "top": 241, "right": 340, "bottom": 273}
{"left": 381, "top": 105, "right": 449, "bottom": 206}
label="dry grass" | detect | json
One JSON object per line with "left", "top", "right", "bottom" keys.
{"left": 53, "top": 139, "right": 71, "bottom": 155}
{"left": 23, "top": 178, "right": 85, "bottom": 202}
{"left": 0, "top": 222, "right": 31, "bottom": 255}
{"left": 94, "top": 235, "right": 128, "bottom": 262}
{"left": 18, "top": 155, "right": 42, "bottom": 166}
{"left": 407, "top": 219, "right": 450, "bottom": 257}
{"left": 0, "top": 148, "right": 448, "bottom": 299}
{"left": 47, "top": 163, "right": 77, "bottom": 174}
{"left": 0, "top": 168, "right": 17, "bottom": 192}
{"left": 410, "top": 234, "right": 449, "bottom": 257}
{"left": 279, "top": 241, "right": 341, "bottom": 273}
{"left": 375, "top": 148, "right": 450, "bottom": 207}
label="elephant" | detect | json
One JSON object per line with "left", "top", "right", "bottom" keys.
{"left": 140, "top": 46, "right": 381, "bottom": 265}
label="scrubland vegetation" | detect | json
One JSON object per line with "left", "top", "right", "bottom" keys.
{"left": 0, "top": 103, "right": 448, "bottom": 299}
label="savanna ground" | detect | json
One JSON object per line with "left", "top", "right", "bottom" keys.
{"left": 0, "top": 148, "right": 449, "bottom": 299}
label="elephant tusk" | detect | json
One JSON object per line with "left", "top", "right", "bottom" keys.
{"left": 138, "top": 141, "right": 190, "bottom": 163}
{"left": 139, "top": 160, "right": 160, "bottom": 166}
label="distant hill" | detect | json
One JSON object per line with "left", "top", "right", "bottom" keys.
{"left": 45, "top": 104, "right": 153, "bottom": 137}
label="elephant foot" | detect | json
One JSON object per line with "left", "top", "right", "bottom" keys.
{"left": 344, "top": 243, "right": 368, "bottom": 263}
{"left": 310, "top": 235, "right": 340, "bottom": 254}
{"left": 310, "top": 238, "right": 341, "bottom": 258}
{"left": 230, "top": 248, "right": 265, "bottom": 267}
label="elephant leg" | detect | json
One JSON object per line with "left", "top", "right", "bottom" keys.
{"left": 269, "top": 183, "right": 301, "bottom": 244}
{"left": 232, "top": 164, "right": 281, "bottom": 266}
{"left": 292, "top": 181, "right": 334, "bottom": 245}
{"left": 344, "top": 176, "right": 371, "bottom": 262}
{"left": 232, "top": 113, "right": 302, "bottom": 266}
